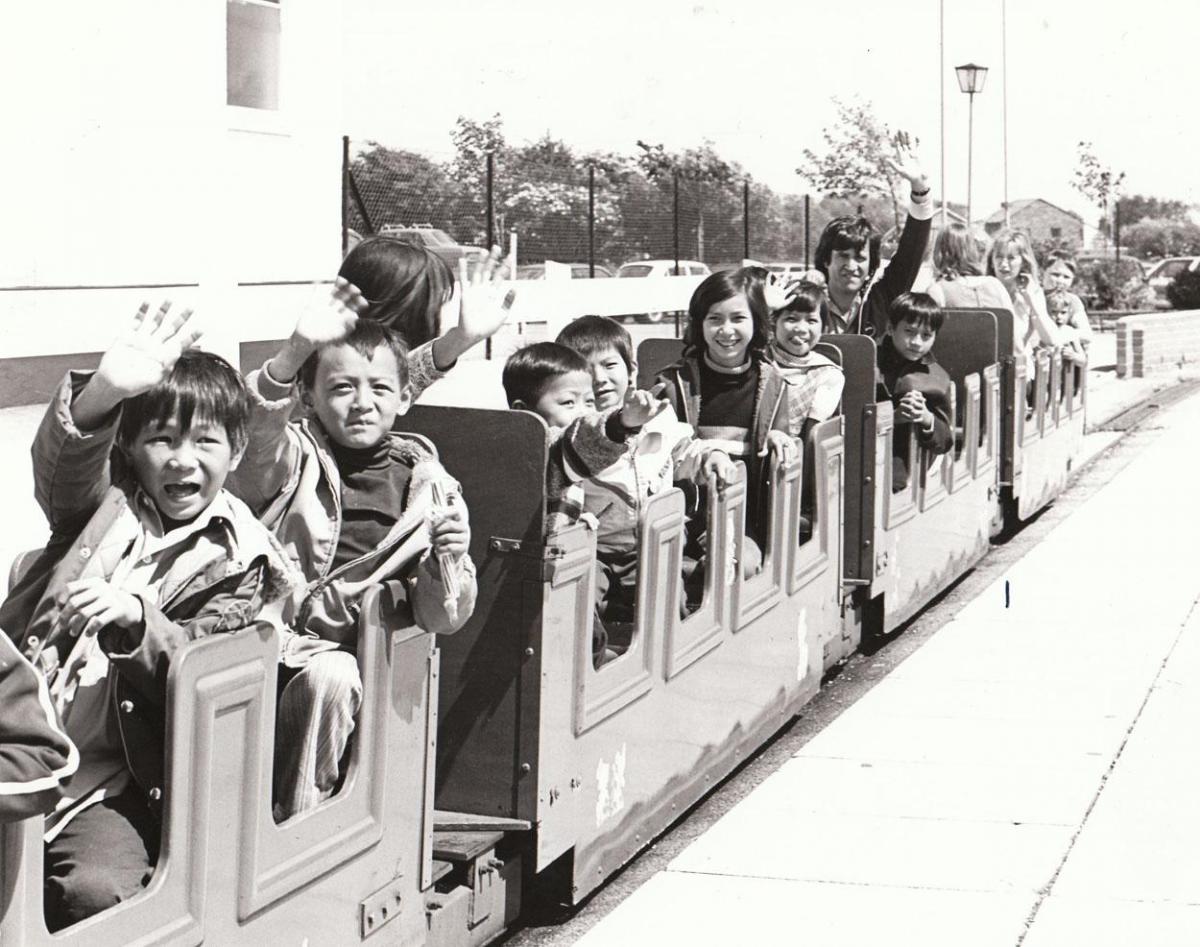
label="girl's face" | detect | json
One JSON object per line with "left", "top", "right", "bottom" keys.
{"left": 702, "top": 294, "right": 754, "bottom": 368}
{"left": 992, "top": 244, "right": 1025, "bottom": 288}
{"left": 774, "top": 308, "right": 823, "bottom": 358}
{"left": 1043, "top": 260, "right": 1075, "bottom": 291}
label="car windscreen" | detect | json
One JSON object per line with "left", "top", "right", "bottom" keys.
{"left": 619, "top": 265, "right": 653, "bottom": 277}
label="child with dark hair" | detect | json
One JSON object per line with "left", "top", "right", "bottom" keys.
{"left": 814, "top": 133, "right": 933, "bottom": 338}
{"left": 232, "top": 283, "right": 477, "bottom": 821}
{"left": 338, "top": 239, "right": 516, "bottom": 400}
{"left": 503, "top": 341, "right": 668, "bottom": 663}
{"left": 554, "top": 317, "right": 705, "bottom": 644}
{"left": 762, "top": 279, "right": 845, "bottom": 441}
{"left": 0, "top": 303, "right": 296, "bottom": 930}
{"left": 876, "top": 293, "right": 954, "bottom": 492}
{"left": 656, "top": 268, "right": 799, "bottom": 583}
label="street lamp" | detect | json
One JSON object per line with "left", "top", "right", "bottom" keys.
{"left": 956, "top": 62, "right": 988, "bottom": 231}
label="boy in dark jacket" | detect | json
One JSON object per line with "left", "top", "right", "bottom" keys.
{"left": 876, "top": 293, "right": 954, "bottom": 493}
{"left": 0, "top": 303, "right": 296, "bottom": 930}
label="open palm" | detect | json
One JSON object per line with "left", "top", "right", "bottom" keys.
{"left": 456, "top": 248, "right": 516, "bottom": 344}
{"left": 96, "top": 301, "right": 203, "bottom": 398}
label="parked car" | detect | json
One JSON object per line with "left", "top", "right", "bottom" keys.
{"left": 1145, "top": 257, "right": 1200, "bottom": 309}
{"left": 516, "top": 263, "right": 615, "bottom": 280}
{"left": 377, "top": 224, "right": 487, "bottom": 267}
{"left": 617, "top": 260, "right": 711, "bottom": 322}
{"left": 1073, "top": 256, "right": 1152, "bottom": 312}
{"left": 766, "top": 262, "right": 815, "bottom": 282}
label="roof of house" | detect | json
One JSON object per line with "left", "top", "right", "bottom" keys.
{"left": 983, "top": 198, "right": 1083, "bottom": 225}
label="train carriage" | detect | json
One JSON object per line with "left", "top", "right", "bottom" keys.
{"left": 0, "top": 307, "right": 1088, "bottom": 945}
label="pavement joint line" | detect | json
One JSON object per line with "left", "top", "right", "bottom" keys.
{"left": 666, "top": 867, "right": 1004, "bottom": 896}
{"left": 1015, "top": 591, "right": 1200, "bottom": 945}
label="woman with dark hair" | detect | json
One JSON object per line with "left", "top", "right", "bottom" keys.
{"left": 814, "top": 133, "right": 934, "bottom": 338}
{"left": 336, "top": 237, "right": 514, "bottom": 399}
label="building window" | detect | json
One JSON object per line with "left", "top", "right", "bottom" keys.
{"left": 1050, "top": 226, "right": 1062, "bottom": 239}
{"left": 227, "top": 0, "right": 280, "bottom": 110}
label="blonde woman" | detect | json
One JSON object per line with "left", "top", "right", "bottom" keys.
{"left": 985, "top": 229, "right": 1061, "bottom": 375}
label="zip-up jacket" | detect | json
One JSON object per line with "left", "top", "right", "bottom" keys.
{"left": 230, "top": 363, "right": 477, "bottom": 666}
{"left": 0, "top": 371, "right": 297, "bottom": 822}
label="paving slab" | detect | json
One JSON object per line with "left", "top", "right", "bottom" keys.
{"left": 1023, "top": 896, "right": 1200, "bottom": 947}
{"left": 574, "top": 869, "right": 1032, "bottom": 947}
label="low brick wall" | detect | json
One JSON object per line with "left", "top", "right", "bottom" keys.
{"left": 1116, "top": 311, "right": 1200, "bottom": 378}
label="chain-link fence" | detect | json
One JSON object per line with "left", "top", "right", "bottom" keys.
{"left": 342, "top": 137, "right": 829, "bottom": 274}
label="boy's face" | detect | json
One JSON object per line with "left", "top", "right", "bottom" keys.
{"left": 584, "top": 346, "right": 632, "bottom": 411}
{"left": 307, "top": 343, "right": 411, "bottom": 449}
{"left": 527, "top": 370, "right": 595, "bottom": 428}
{"left": 889, "top": 318, "right": 937, "bottom": 362}
{"left": 129, "top": 414, "right": 243, "bottom": 523}
{"left": 1047, "top": 295, "right": 1072, "bottom": 326}
{"left": 773, "top": 308, "right": 823, "bottom": 358}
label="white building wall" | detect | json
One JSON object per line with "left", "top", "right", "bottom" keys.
{"left": 1, "top": 0, "right": 343, "bottom": 369}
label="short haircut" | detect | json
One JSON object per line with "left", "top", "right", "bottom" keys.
{"left": 1044, "top": 288, "right": 1072, "bottom": 309}
{"left": 777, "top": 280, "right": 826, "bottom": 317}
{"left": 683, "top": 268, "right": 772, "bottom": 359}
{"left": 298, "top": 320, "right": 410, "bottom": 391}
{"left": 556, "top": 315, "right": 634, "bottom": 371}
{"left": 1043, "top": 251, "right": 1077, "bottom": 277}
{"left": 338, "top": 237, "right": 455, "bottom": 348}
{"left": 888, "top": 292, "right": 945, "bottom": 332}
{"left": 814, "top": 217, "right": 873, "bottom": 281}
{"left": 502, "top": 342, "right": 589, "bottom": 407}
{"left": 117, "top": 349, "right": 250, "bottom": 454}
{"left": 986, "top": 229, "right": 1040, "bottom": 283}
{"left": 932, "top": 223, "right": 985, "bottom": 279}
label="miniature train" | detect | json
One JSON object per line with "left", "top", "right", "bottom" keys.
{"left": 0, "top": 307, "right": 1084, "bottom": 946}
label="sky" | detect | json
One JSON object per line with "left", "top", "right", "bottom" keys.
{"left": 342, "top": 0, "right": 1195, "bottom": 230}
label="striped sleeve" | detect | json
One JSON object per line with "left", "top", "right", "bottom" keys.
{"left": 0, "top": 634, "right": 79, "bottom": 821}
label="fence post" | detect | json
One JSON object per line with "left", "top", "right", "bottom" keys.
{"left": 673, "top": 173, "right": 680, "bottom": 276}
{"left": 743, "top": 180, "right": 750, "bottom": 262}
{"left": 341, "top": 135, "right": 350, "bottom": 258}
{"left": 1114, "top": 200, "right": 1121, "bottom": 267}
{"left": 486, "top": 152, "right": 496, "bottom": 250}
{"left": 588, "top": 165, "right": 596, "bottom": 278}
{"left": 803, "top": 194, "right": 811, "bottom": 267}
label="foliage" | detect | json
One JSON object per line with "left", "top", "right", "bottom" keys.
{"left": 1116, "top": 194, "right": 1191, "bottom": 227}
{"left": 1071, "top": 141, "right": 1125, "bottom": 238}
{"left": 1075, "top": 259, "right": 1153, "bottom": 312}
{"left": 1167, "top": 267, "right": 1200, "bottom": 310}
{"left": 1120, "top": 218, "right": 1200, "bottom": 260}
{"left": 797, "top": 99, "right": 909, "bottom": 231}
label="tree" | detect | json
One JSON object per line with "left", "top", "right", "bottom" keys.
{"left": 1121, "top": 218, "right": 1200, "bottom": 260}
{"left": 1116, "top": 194, "right": 1191, "bottom": 228}
{"left": 1071, "top": 141, "right": 1125, "bottom": 244}
{"left": 348, "top": 143, "right": 460, "bottom": 236}
{"left": 797, "top": 99, "right": 911, "bottom": 231}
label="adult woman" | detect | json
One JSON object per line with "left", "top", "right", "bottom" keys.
{"left": 985, "top": 229, "right": 1060, "bottom": 374}
{"left": 814, "top": 133, "right": 934, "bottom": 339}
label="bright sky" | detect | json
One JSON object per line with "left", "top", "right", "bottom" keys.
{"left": 343, "top": 0, "right": 1194, "bottom": 229}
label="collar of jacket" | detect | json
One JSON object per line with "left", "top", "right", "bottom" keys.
{"left": 669, "top": 355, "right": 789, "bottom": 452}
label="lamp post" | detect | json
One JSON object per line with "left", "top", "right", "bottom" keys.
{"left": 955, "top": 62, "right": 988, "bottom": 230}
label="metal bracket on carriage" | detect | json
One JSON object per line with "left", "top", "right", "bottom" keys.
{"left": 489, "top": 536, "right": 566, "bottom": 559}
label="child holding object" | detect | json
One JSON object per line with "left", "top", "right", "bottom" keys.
{"left": 502, "top": 341, "right": 669, "bottom": 664}
{"left": 0, "top": 304, "right": 296, "bottom": 930}
{"left": 875, "top": 293, "right": 954, "bottom": 493}
{"left": 231, "top": 283, "right": 477, "bottom": 822}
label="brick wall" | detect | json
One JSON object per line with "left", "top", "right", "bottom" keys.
{"left": 1012, "top": 202, "right": 1084, "bottom": 247}
{"left": 1116, "top": 311, "right": 1200, "bottom": 377}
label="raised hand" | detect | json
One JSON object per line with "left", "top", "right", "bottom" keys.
{"left": 94, "top": 301, "right": 202, "bottom": 401}
{"left": 57, "top": 577, "right": 143, "bottom": 639}
{"left": 456, "top": 247, "right": 517, "bottom": 346}
{"left": 883, "top": 130, "right": 929, "bottom": 192}
{"left": 619, "top": 387, "right": 667, "bottom": 429}
{"left": 291, "top": 277, "right": 367, "bottom": 348}
{"left": 271, "top": 278, "right": 367, "bottom": 383}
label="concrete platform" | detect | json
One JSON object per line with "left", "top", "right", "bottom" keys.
{"left": 574, "top": 386, "right": 1200, "bottom": 946}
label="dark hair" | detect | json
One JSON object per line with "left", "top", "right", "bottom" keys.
{"left": 1043, "top": 251, "right": 1077, "bottom": 277}
{"left": 778, "top": 280, "right": 826, "bottom": 316}
{"left": 556, "top": 315, "right": 634, "bottom": 371}
{"left": 888, "top": 292, "right": 945, "bottom": 332}
{"left": 117, "top": 349, "right": 250, "bottom": 455}
{"left": 337, "top": 237, "right": 455, "bottom": 348}
{"left": 814, "top": 217, "right": 873, "bottom": 281}
{"left": 683, "top": 268, "right": 771, "bottom": 359}
{"left": 298, "top": 320, "right": 411, "bottom": 391}
{"left": 502, "top": 342, "right": 589, "bottom": 407}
